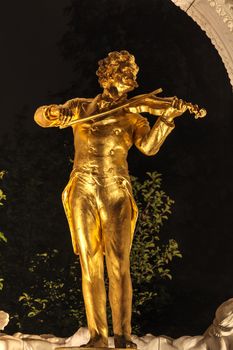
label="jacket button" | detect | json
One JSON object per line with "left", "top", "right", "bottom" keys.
{"left": 88, "top": 147, "right": 95, "bottom": 153}
{"left": 114, "top": 128, "right": 121, "bottom": 135}
{"left": 91, "top": 126, "right": 98, "bottom": 132}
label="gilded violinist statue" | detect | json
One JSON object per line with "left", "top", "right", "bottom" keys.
{"left": 34, "top": 51, "right": 206, "bottom": 349}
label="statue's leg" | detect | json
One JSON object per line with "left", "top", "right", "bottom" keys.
{"left": 68, "top": 180, "right": 108, "bottom": 347}
{"left": 100, "top": 181, "right": 137, "bottom": 348}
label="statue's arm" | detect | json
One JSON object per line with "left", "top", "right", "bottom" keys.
{"left": 34, "top": 98, "right": 88, "bottom": 128}
{"left": 172, "top": 335, "right": 206, "bottom": 349}
{"left": 133, "top": 114, "right": 175, "bottom": 156}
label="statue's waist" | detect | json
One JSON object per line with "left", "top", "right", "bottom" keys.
{"left": 71, "top": 164, "right": 129, "bottom": 178}
{"left": 69, "top": 166, "right": 131, "bottom": 188}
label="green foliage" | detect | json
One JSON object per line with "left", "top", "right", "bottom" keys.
{"left": 0, "top": 124, "right": 74, "bottom": 334}
{"left": 130, "top": 172, "right": 181, "bottom": 331}
{"left": 15, "top": 171, "right": 181, "bottom": 335}
{"left": 131, "top": 172, "right": 180, "bottom": 283}
{"left": 0, "top": 232, "right": 7, "bottom": 243}
{"left": 16, "top": 250, "right": 85, "bottom": 335}
{"left": 0, "top": 170, "right": 7, "bottom": 207}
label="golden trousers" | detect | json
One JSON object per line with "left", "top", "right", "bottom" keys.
{"left": 62, "top": 171, "right": 138, "bottom": 340}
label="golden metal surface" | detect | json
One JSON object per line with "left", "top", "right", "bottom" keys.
{"left": 59, "top": 88, "right": 163, "bottom": 128}
{"left": 34, "top": 51, "right": 206, "bottom": 348}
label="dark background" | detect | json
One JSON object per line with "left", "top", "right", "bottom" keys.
{"left": 0, "top": 0, "right": 233, "bottom": 338}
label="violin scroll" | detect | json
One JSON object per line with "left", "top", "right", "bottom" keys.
{"left": 184, "top": 102, "right": 207, "bottom": 119}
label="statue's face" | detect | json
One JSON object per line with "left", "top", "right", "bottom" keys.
{"left": 102, "top": 65, "right": 137, "bottom": 98}
{"left": 115, "top": 66, "right": 137, "bottom": 94}
{"left": 96, "top": 51, "right": 139, "bottom": 99}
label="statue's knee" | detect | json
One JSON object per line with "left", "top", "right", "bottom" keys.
{"left": 108, "top": 258, "right": 130, "bottom": 280}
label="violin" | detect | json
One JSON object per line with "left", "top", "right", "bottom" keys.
{"left": 59, "top": 88, "right": 207, "bottom": 129}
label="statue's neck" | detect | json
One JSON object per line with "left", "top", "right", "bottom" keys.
{"left": 102, "top": 88, "right": 127, "bottom": 102}
{"left": 98, "top": 91, "right": 127, "bottom": 111}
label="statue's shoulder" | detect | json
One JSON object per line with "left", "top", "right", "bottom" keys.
{"left": 131, "top": 112, "right": 149, "bottom": 127}
{"left": 64, "top": 97, "right": 94, "bottom": 108}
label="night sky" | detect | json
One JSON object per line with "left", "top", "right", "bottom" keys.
{"left": 1, "top": 0, "right": 233, "bottom": 337}
{"left": 0, "top": 0, "right": 71, "bottom": 132}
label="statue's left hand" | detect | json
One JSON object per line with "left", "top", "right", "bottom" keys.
{"left": 172, "top": 97, "right": 187, "bottom": 115}
{"left": 163, "top": 98, "right": 187, "bottom": 121}
{"left": 172, "top": 97, "right": 207, "bottom": 120}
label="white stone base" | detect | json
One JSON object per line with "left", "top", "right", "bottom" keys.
{"left": 0, "top": 298, "right": 233, "bottom": 349}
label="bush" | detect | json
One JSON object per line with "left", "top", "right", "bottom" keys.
{"left": 130, "top": 172, "right": 181, "bottom": 332}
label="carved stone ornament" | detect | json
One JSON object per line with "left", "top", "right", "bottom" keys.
{"left": 171, "top": 0, "right": 233, "bottom": 87}
{"left": 171, "top": 0, "right": 195, "bottom": 11}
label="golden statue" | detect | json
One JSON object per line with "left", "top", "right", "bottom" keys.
{"left": 34, "top": 51, "right": 206, "bottom": 349}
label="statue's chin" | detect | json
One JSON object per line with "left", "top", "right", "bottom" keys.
{"left": 103, "top": 86, "right": 127, "bottom": 100}
{"left": 109, "top": 86, "right": 120, "bottom": 98}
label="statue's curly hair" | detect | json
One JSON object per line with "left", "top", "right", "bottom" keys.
{"left": 96, "top": 50, "right": 139, "bottom": 88}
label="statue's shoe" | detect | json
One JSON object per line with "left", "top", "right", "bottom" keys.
{"left": 114, "top": 335, "right": 137, "bottom": 349}
{"left": 80, "top": 335, "right": 108, "bottom": 348}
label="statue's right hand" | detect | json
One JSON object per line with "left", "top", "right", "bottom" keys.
{"left": 43, "top": 105, "right": 74, "bottom": 125}
{"left": 58, "top": 107, "right": 74, "bottom": 125}
{"left": 49, "top": 105, "right": 61, "bottom": 118}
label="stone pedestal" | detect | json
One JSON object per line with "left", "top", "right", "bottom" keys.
{"left": 56, "top": 348, "right": 132, "bottom": 350}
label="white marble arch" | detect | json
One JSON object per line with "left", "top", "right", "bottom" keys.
{"left": 171, "top": 0, "right": 233, "bottom": 88}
